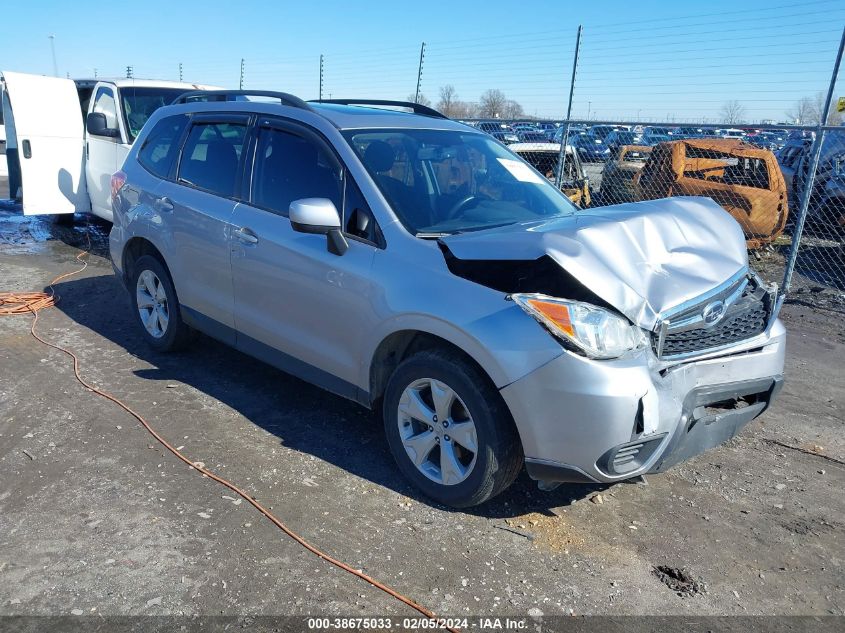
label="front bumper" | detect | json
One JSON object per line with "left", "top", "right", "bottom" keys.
{"left": 500, "top": 319, "right": 786, "bottom": 484}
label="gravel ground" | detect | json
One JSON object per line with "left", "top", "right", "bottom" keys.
{"left": 0, "top": 205, "right": 843, "bottom": 623}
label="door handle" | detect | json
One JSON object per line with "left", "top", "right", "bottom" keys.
{"left": 155, "top": 196, "right": 174, "bottom": 212}
{"left": 234, "top": 227, "right": 259, "bottom": 244}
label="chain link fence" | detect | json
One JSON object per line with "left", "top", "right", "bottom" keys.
{"left": 782, "top": 126, "right": 845, "bottom": 312}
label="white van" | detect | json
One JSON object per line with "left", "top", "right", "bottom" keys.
{"left": 1, "top": 72, "right": 215, "bottom": 221}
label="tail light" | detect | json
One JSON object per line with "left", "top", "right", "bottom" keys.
{"left": 111, "top": 170, "right": 127, "bottom": 200}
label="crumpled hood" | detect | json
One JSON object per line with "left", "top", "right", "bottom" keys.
{"left": 441, "top": 197, "right": 748, "bottom": 330}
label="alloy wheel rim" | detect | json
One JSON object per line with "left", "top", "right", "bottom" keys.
{"left": 397, "top": 378, "right": 478, "bottom": 486}
{"left": 136, "top": 269, "right": 169, "bottom": 339}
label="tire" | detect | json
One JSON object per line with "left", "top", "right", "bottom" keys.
{"left": 129, "top": 254, "right": 194, "bottom": 352}
{"left": 383, "top": 349, "right": 523, "bottom": 508}
{"left": 52, "top": 213, "right": 75, "bottom": 226}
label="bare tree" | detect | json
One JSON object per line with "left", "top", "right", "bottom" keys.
{"left": 479, "top": 89, "right": 507, "bottom": 118}
{"left": 408, "top": 92, "right": 431, "bottom": 107}
{"left": 502, "top": 100, "right": 524, "bottom": 119}
{"left": 449, "top": 101, "right": 479, "bottom": 119}
{"left": 437, "top": 85, "right": 458, "bottom": 116}
{"left": 786, "top": 92, "right": 843, "bottom": 125}
{"left": 719, "top": 100, "right": 746, "bottom": 125}
{"left": 786, "top": 96, "right": 815, "bottom": 124}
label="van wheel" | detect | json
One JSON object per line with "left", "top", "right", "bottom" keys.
{"left": 52, "top": 213, "right": 75, "bottom": 226}
{"left": 383, "top": 350, "right": 523, "bottom": 508}
{"left": 130, "top": 255, "right": 194, "bottom": 352}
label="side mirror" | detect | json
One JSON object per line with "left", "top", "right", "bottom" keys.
{"left": 289, "top": 198, "right": 348, "bottom": 256}
{"left": 86, "top": 112, "right": 121, "bottom": 138}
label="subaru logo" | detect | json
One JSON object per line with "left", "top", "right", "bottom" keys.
{"left": 702, "top": 300, "right": 726, "bottom": 326}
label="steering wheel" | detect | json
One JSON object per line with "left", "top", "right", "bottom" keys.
{"left": 445, "top": 195, "right": 481, "bottom": 219}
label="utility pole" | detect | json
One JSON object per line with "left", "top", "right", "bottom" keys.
{"left": 414, "top": 42, "right": 426, "bottom": 104}
{"left": 587, "top": 101, "right": 591, "bottom": 121}
{"left": 94, "top": 68, "right": 98, "bottom": 78}
{"left": 239, "top": 58, "right": 245, "bottom": 90}
{"left": 126, "top": 65, "right": 133, "bottom": 79}
{"left": 555, "top": 25, "right": 582, "bottom": 190}
{"left": 319, "top": 54, "right": 324, "bottom": 101}
{"left": 179, "top": 62, "right": 183, "bottom": 82}
{"left": 48, "top": 35, "right": 58, "bottom": 77}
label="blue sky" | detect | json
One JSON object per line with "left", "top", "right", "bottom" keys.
{"left": 2, "top": 0, "right": 844, "bottom": 122}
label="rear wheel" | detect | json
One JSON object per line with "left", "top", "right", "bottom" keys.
{"left": 129, "top": 255, "right": 194, "bottom": 352}
{"left": 383, "top": 349, "right": 523, "bottom": 508}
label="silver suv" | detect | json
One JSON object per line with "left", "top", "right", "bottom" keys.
{"left": 109, "top": 92, "right": 785, "bottom": 508}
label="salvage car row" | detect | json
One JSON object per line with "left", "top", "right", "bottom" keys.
{"left": 466, "top": 120, "right": 793, "bottom": 155}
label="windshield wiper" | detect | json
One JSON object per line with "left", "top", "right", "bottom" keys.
{"left": 415, "top": 232, "right": 452, "bottom": 239}
{"left": 452, "top": 221, "right": 518, "bottom": 234}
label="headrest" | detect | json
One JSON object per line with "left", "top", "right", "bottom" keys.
{"left": 363, "top": 140, "right": 396, "bottom": 173}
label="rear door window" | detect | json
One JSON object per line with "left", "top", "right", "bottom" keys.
{"left": 177, "top": 121, "right": 247, "bottom": 198}
{"left": 138, "top": 114, "right": 189, "bottom": 179}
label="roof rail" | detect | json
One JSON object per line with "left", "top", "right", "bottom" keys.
{"left": 171, "top": 90, "right": 312, "bottom": 111}
{"left": 311, "top": 99, "right": 447, "bottom": 119}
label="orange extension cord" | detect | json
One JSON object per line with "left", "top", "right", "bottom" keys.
{"left": 0, "top": 231, "right": 459, "bottom": 631}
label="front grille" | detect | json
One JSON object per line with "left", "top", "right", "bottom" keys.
{"left": 653, "top": 275, "right": 771, "bottom": 359}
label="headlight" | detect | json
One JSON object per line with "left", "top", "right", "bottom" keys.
{"left": 512, "top": 293, "right": 645, "bottom": 359}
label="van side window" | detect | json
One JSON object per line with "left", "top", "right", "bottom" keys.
{"left": 138, "top": 114, "right": 189, "bottom": 179}
{"left": 92, "top": 87, "right": 118, "bottom": 131}
{"left": 251, "top": 128, "right": 342, "bottom": 216}
{"left": 177, "top": 122, "right": 247, "bottom": 198}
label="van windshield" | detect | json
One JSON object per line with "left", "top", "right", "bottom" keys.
{"left": 343, "top": 129, "right": 577, "bottom": 236}
{"left": 121, "top": 87, "right": 189, "bottom": 142}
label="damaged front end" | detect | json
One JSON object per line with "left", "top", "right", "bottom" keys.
{"left": 439, "top": 196, "right": 785, "bottom": 486}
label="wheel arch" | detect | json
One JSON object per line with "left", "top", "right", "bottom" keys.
{"left": 121, "top": 236, "right": 169, "bottom": 286}
{"left": 367, "top": 327, "right": 505, "bottom": 411}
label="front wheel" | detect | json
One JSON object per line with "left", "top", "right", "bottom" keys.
{"left": 383, "top": 350, "right": 523, "bottom": 508}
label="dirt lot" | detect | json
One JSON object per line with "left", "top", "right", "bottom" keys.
{"left": 0, "top": 203, "right": 843, "bottom": 623}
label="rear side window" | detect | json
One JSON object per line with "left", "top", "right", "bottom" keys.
{"left": 251, "top": 128, "right": 342, "bottom": 216}
{"left": 138, "top": 114, "right": 189, "bottom": 179}
{"left": 178, "top": 121, "right": 247, "bottom": 198}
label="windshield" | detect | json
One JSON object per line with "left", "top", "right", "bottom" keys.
{"left": 614, "top": 132, "right": 637, "bottom": 144}
{"left": 344, "top": 129, "right": 577, "bottom": 235}
{"left": 121, "top": 87, "right": 190, "bottom": 142}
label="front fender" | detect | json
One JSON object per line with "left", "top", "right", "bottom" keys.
{"left": 362, "top": 245, "right": 566, "bottom": 392}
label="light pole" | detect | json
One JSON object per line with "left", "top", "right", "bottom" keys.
{"left": 587, "top": 101, "right": 591, "bottom": 121}
{"left": 48, "top": 35, "right": 58, "bottom": 77}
